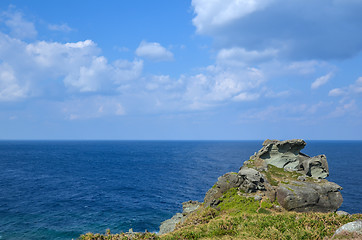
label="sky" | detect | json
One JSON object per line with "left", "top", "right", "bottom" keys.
{"left": 0, "top": 0, "right": 361, "bottom": 140}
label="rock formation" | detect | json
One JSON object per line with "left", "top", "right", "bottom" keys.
{"left": 250, "top": 139, "right": 329, "bottom": 179}
{"left": 159, "top": 139, "right": 344, "bottom": 234}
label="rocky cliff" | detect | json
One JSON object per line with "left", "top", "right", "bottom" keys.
{"left": 160, "top": 139, "right": 344, "bottom": 234}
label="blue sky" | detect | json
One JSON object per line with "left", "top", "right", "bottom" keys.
{"left": 0, "top": 0, "right": 361, "bottom": 140}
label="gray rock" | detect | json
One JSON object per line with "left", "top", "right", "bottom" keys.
{"left": 276, "top": 181, "right": 343, "bottom": 212}
{"left": 204, "top": 172, "right": 241, "bottom": 207}
{"left": 158, "top": 213, "right": 183, "bottom": 235}
{"left": 238, "top": 167, "right": 266, "bottom": 193}
{"left": 334, "top": 220, "right": 362, "bottom": 235}
{"left": 250, "top": 139, "right": 329, "bottom": 179}
{"left": 251, "top": 139, "right": 306, "bottom": 170}
{"left": 336, "top": 210, "right": 350, "bottom": 216}
{"left": 298, "top": 155, "right": 329, "bottom": 179}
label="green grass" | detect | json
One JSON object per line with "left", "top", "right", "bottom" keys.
{"left": 161, "top": 210, "right": 362, "bottom": 240}
{"left": 79, "top": 163, "right": 360, "bottom": 240}
{"left": 79, "top": 202, "right": 362, "bottom": 240}
{"left": 217, "top": 188, "right": 260, "bottom": 214}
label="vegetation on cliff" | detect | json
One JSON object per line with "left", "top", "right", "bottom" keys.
{"left": 79, "top": 189, "right": 362, "bottom": 239}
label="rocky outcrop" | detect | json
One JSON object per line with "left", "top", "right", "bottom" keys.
{"left": 208, "top": 139, "right": 342, "bottom": 212}
{"left": 158, "top": 200, "right": 201, "bottom": 235}
{"left": 251, "top": 139, "right": 329, "bottom": 179}
{"left": 159, "top": 139, "right": 344, "bottom": 235}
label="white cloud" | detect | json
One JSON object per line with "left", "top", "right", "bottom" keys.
{"left": 328, "top": 88, "right": 345, "bottom": 97}
{"left": 217, "top": 47, "right": 278, "bottom": 66}
{"left": 0, "top": 32, "right": 143, "bottom": 100}
{"left": 0, "top": 63, "right": 28, "bottom": 101}
{"left": 329, "top": 77, "right": 362, "bottom": 97}
{"left": 192, "top": 0, "right": 273, "bottom": 34}
{"left": 64, "top": 56, "right": 110, "bottom": 92}
{"left": 135, "top": 41, "right": 173, "bottom": 61}
{"left": 2, "top": 10, "right": 37, "bottom": 39}
{"left": 311, "top": 72, "right": 333, "bottom": 89}
{"left": 192, "top": 0, "right": 362, "bottom": 60}
{"left": 48, "top": 23, "right": 73, "bottom": 32}
{"left": 180, "top": 63, "right": 265, "bottom": 109}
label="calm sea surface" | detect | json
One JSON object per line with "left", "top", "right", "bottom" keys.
{"left": 0, "top": 141, "right": 361, "bottom": 240}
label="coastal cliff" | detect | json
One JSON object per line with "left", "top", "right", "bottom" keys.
{"left": 79, "top": 139, "right": 362, "bottom": 240}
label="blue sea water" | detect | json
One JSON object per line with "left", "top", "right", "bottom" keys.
{"left": 0, "top": 140, "right": 361, "bottom": 240}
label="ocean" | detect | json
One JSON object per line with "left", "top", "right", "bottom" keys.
{"left": 0, "top": 140, "right": 361, "bottom": 240}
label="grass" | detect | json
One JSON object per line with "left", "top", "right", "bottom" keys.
{"left": 79, "top": 163, "right": 359, "bottom": 240}
{"left": 78, "top": 188, "right": 362, "bottom": 240}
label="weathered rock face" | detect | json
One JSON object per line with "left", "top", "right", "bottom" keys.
{"left": 204, "top": 172, "right": 241, "bottom": 207}
{"left": 298, "top": 154, "right": 329, "bottom": 179}
{"left": 276, "top": 181, "right": 343, "bottom": 212}
{"left": 251, "top": 139, "right": 306, "bottom": 170}
{"left": 238, "top": 167, "right": 266, "bottom": 193}
{"left": 251, "top": 139, "right": 329, "bottom": 179}
{"left": 204, "top": 169, "right": 267, "bottom": 207}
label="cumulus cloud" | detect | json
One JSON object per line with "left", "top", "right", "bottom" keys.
{"left": 0, "top": 32, "right": 143, "bottom": 100}
{"left": 135, "top": 41, "right": 173, "bottom": 61}
{"left": 311, "top": 72, "right": 333, "bottom": 89}
{"left": 192, "top": 0, "right": 273, "bottom": 34}
{"left": 192, "top": 0, "right": 362, "bottom": 60}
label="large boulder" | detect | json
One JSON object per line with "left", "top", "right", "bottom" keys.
{"left": 334, "top": 220, "right": 362, "bottom": 236}
{"left": 276, "top": 181, "right": 343, "bottom": 212}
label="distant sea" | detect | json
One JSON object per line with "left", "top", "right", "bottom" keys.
{"left": 0, "top": 140, "right": 361, "bottom": 240}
